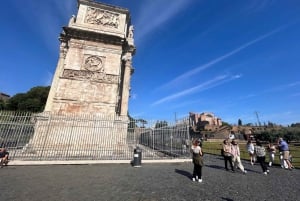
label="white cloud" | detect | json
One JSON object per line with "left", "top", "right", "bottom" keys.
{"left": 158, "top": 25, "right": 290, "bottom": 90}
{"left": 152, "top": 73, "right": 241, "bottom": 106}
{"left": 135, "top": 0, "right": 192, "bottom": 43}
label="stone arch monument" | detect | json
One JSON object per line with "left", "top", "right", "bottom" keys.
{"left": 46, "top": 0, "right": 135, "bottom": 116}
{"left": 27, "top": 0, "right": 136, "bottom": 159}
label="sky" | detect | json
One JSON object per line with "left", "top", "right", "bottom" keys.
{"left": 1, "top": 0, "right": 300, "bottom": 126}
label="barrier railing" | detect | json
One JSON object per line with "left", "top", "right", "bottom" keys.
{"left": 0, "top": 111, "right": 191, "bottom": 161}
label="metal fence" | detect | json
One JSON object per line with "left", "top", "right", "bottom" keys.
{"left": 0, "top": 111, "right": 191, "bottom": 161}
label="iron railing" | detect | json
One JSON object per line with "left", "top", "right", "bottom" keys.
{"left": 0, "top": 111, "right": 191, "bottom": 161}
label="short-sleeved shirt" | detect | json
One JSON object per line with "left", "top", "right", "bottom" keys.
{"left": 192, "top": 145, "right": 201, "bottom": 154}
{"left": 278, "top": 140, "right": 289, "bottom": 151}
{"left": 255, "top": 146, "right": 266, "bottom": 157}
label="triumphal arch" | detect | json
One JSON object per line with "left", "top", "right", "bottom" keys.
{"left": 27, "top": 0, "right": 136, "bottom": 159}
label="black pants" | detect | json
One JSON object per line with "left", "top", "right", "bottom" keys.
{"left": 193, "top": 164, "right": 202, "bottom": 179}
{"left": 224, "top": 155, "right": 234, "bottom": 171}
{"left": 257, "top": 156, "right": 268, "bottom": 172}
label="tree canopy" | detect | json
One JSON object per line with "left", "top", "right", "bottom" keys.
{"left": 3, "top": 86, "right": 50, "bottom": 112}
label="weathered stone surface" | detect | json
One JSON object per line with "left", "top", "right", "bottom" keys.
{"left": 45, "top": 0, "right": 135, "bottom": 117}
{"left": 30, "top": 0, "right": 136, "bottom": 157}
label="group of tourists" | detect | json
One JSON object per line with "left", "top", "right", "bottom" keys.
{"left": 246, "top": 137, "right": 294, "bottom": 171}
{"left": 190, "top": 137, "right": 295, "bottom": 182}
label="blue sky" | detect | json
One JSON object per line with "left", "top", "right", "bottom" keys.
{"left": 1, "top": 0, "right": 300, "bottom": 126}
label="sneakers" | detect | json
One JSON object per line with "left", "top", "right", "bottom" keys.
{"left": 243, "top": 170, "right": 247, "bottom": 174}
{"left": 192, "top": 177, "right": 203, "bottom": 183}
{"left": 269, "top": 162, "right": 272, "bottom": 167}
{"left": 263, "top": 172, "right": 267, "bottom": 175}
{"left": 267, "top": 169, "right": 270, "bottom": 173}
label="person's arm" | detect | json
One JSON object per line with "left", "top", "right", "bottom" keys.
{"left": 237, "top": 146, "right": 240, "bottom": 156}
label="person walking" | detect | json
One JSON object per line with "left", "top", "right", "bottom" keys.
{"left": 267, "top": 141, "right": 276, "bottom": 167}
{"left": 246, "top": 139, "right": 256, "bottom": 165}
{"left": 277, "top": 138, "right": 294, "bottom": 170}
{"left": 191, "top": 139, "right": 204, "bottom": 182}
{"left": 231, "top": 140, "right": 247, "bottom": 174}
{"left": 222, "top": 139, "right": 234, "bottom": 172}
{"left": 255, "top": 140, "right": 269, "bottom": 175}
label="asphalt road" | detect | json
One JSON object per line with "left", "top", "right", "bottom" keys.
{"left": 0, "top": 154, "right": 299, "bottom": 201}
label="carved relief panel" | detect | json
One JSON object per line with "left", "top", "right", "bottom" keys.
{"left": 85, "top": 7, "right": 119, "bottom": 29}
{"left": 83, "top": 55, "right": 105, "bottom": 72}
{"left": 61, "top": 55, "right": 118, "bottom": 84}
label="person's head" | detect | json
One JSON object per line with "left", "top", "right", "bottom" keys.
{"left": 256, "top": 140, "right": 262, "bottom": 146}
{"left": 0, "top": 148, "right": 5, "bottom": 152}
{"left": 278, "top": 137, "right": 283, "bottom": 142}
{"left": 193, "top": 139, "right": 200, "bottom": 146}
{"left": 232, "top": 140, "right": 237, "bottom": 145}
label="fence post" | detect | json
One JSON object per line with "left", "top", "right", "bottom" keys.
{"left": 39, "top": 114, "right": 52, "bottom": 160}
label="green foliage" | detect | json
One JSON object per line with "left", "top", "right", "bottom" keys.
{"left": 155, "top": 120, "right": 168, "bottom": 128}
{"left": 222, "top": 121, "right": 232, "bottom": 129}
{"left": 127, "top": 114, "right": 137, "bottom": 131}
{"left": 137, "top": 118, "right": 147, "bottom": 128}
{"left": 254, "top": 127, "right": 300, "bottom": 143}
{"left": 0, "top": 99, "right": 7, "bottom": 110}
{"left": 4, "top": 86, "right": 50, "bottom": 112}
{"left": 291, "top": 123, "right": 300, "bottom": 127}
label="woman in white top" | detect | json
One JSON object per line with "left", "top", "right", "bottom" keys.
{"left": 231, "top": 140, "right": 247, "bottom": 174}
{"left": 191, "top": 139, "right": 203, "bottom": 182}
{"left": 246, "top": 139, "right": 255, "bottom": 165}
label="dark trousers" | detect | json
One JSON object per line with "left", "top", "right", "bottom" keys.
{"left": 257, "top": 156, "right": 268, "bottom": 172}
{"left": 193, "top": 164, "right": 202, "bottom": 179}
{"left": 224, "top": 155, "right": 234, "bottom": 171}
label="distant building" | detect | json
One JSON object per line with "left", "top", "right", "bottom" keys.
{"left": 0, "top": 93, "right": 10, "bottom": 101}
{"left": 189, "top": 112, "right": 222, "bottom": 131}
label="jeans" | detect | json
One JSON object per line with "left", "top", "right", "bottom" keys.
{"left": 257, "top": 156, "right": 268, "bottom": 172}
{"left": 224, "top": 155, "right": 234, "bottom": 171}
{"left": 193, "top": 164, "right": 202, "bottom": 179}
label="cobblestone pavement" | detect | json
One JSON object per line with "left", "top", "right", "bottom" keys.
{"left": 0, "top": 154, "right": 299, "bottom": 201}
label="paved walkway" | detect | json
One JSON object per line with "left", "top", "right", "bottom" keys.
{"left": 0, "top": 154, "right": 299, "bottom": 201}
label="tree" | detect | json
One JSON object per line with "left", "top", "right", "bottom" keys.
{"left": 291, "top": 123, "right": 300, "bottom": 127}
{"left": 5, "top": 86, "right": 50, "bottom": 112}
{"left": 238, "top": 119, "right": 242, "bottom": 126}
{"left": 155, "top": 120, "right": 168, "bottom": 128}
{"left": 127, "top": 114, "right": 137, "bottom": 132}
{"left": 0, "top": 99, "right": 7, "bottom": 110}
{"left": 137, "top": 118, "right": 147, "bottom": 128}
